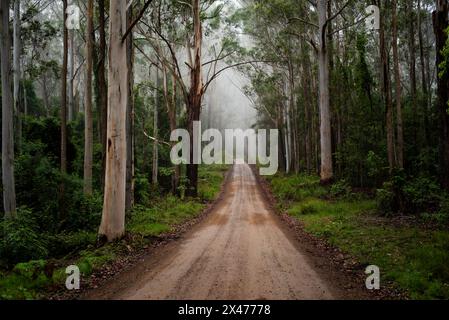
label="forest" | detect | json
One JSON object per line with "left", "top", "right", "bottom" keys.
{"left": 1, "top": 0, "right": 449, "bottom": 301}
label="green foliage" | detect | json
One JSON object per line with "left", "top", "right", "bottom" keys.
{"left": 330, "top": 180, "right": 353, "bottom": 199}
{"left": 2, "top": 116, "right": 102, "bottom": 267}
{"left": 0, "top": 260, "right": 51, "bottom": 300}
{"left": 77, "top": 248, "right": 117, "bottom": 276}
{"left": 376, "top": 174, "right": 443, "bottom": 215}
{"left": 128, "top": 198, "right": 203, "bottom": 238}
{"left": 0, "top": 208, "right": 49, "bottom": 266}
{"left": 270, "top": 174, "right": 449, "bottom": 299}
{"left": 268, "top": 174, "right": 326, "bottom": 203}
{"left": 402, "top": 177, "right": 442, "bottom": 214}
{"left": 134, "top": 172, "right": 151, "bottom": 205}
{"left": 438, "top": 27, "right": 449, "bottom": 82}
{"left": 46, "top": 231, "right": 97, "bottom": 258}
{"left": 198, "top": 164, "right": 228, "bottom": 201}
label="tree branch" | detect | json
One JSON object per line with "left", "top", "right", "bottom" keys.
{"left": 122, "top": 0, "right": 154, "bottom": 42}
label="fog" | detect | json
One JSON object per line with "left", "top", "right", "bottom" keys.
{"left": 202, "top": 68, "right": 257, "bottom": 131}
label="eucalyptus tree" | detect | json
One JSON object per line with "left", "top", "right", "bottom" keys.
{"left": 84, "top": 0, "right": 94, "bottom": 195}
{"left": 99, "top": 0, "right": 130, "bottom": 242}
{"left": 96, "top": 0, "right": 108, "bottom": 188}
{"left": 1, "top": 0, "right": 17, "bottom": 218}
{"left": 433, "top": 0, "right": 449, "bottom": 190}
{"left": 60, "top": 0, "right": 69, "bottom": 217}
{"left": 14, "top": 0, "right": 22, "bottom": 151}
{"left": 99, "top": 0, "right": 155, "bottom": 241}
{"left": 392, "top": 0, "right": 404, "bottom": 169}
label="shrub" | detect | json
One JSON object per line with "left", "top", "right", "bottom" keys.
{"left": 402, "top": 177, "right": 442, "bottom": 214}
{"left": 63, "top": 186, "right": 102, "bottom": 232}
{"left": 134, "top": 172, "right": 150, "bottom": 205}
{"left": 0, "top": 208, "right": 49, "bottom": 266}
{"left": 270, "top": 174, "right": 326, "bottom": 202}
{"left": 330, "top": 179, "right": 352, "bottom": 199}
{"left": 46, "top": 231, "right": 97, "bottom": 257}
{"left": 376, "top": 175, "right": 443, "bottom": 215}
{"left": 376, "top": 182, "right": 396, "bottom": 215}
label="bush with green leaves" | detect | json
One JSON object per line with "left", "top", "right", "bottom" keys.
{"left": 402, "top": 177, "right": 442, "bottom": 214}
{"left": 330, "top": 179, "right": 353, "bottom": 199}
{"left": 376, "top": 174, "right": 444, "bottom": 215}
{"left": 0, "top": 208, "right": 49, "bottom": 266}
{"left": 376, "top": 182, "right": 397, "bottom": 215}
{"left": 46, "top": 231, "right": 97, "bottom": 258}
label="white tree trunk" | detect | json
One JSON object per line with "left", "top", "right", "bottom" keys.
{"left": 318, "top": 0, "right": 333, "bottom": 183}
{"left": 1, "top": 0, "right": 17, "bottom": 218}
{"left": 99, "top": 1, "right": 129, "bottom": 241}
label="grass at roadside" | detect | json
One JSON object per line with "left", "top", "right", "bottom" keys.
{"left": 0, "top": 164, "right": 229, "bottom": 300}
{"left": 267, "top": 174, "right": 449, "bottom": 300}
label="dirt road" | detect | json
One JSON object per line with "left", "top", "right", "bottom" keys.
{"left": 87, "top": 164, "right": 338, "bottom": 300}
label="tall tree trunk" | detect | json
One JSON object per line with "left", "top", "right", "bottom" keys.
{"left": 98, "top": 0, "right": 107, "bottom": 190}
{"left": 161, "top": 64, "right": 179, "bottom": 193}
{"left": 283, "top": 83, "right": 291, "bottom": 174}
{"left": 13, "top": 0, "right": 21, "bottom": 153}
{"left": 418, "top": 0, "right": 430, "bottom": 145}
{"left": 68, "top": 30, "right": 74, "bottom": 121}
{"left": 1, "top": 0, "right": 17, "bottom": 218}
{"left": 125, "top": 6, "right": 135, "bottom": 214}
{"left": 277, "top": 105, "right": 286, "bottom": 173}
{"left": 152, "top": 66, "right": 159, "bottom": 186}
{"left": 433, "top": 0, "right": 449, "bottom": 190}
{"left": 318, "top": 0, "right": 333, "bottom": 183}
{"left": 170, "top": 73, "right": 180, "bottom": 194}
{"left": 287, "top": 61, "right": 296, "bottom": 173}
{"left": 83, "top": 0, "right": 94, "bottom": 195}
{"left": 407, "top": 0, "right": 418, "bottom": 147}
{"left": 99, "top": 0, "right": 129, "bottom": 242}
{"left": 392, "top": 0, "right": 404, "bottom": 169}
{"left": 302, "top": 43, "right": 312, "bottom": 173}
{"left": 186, "top": 0, "right": 203, "bottom": 197}
{"left": 61, "top": 0, "right": 69, "bottom": 174}
{"left": 22, "top": 59, "right": 27, "bottom": 116}
{"left": 60, "top": 0, "right": 69, "bottom": 218}
{"left": 379, "top": 0, "right": 395, "bottom": 173}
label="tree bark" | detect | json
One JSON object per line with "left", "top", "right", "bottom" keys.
{"left": 186, "top": 0, "right": 203, "bottom": 197}
{"left": 318, "top": 0, "right": 333, "bottom": 184}
{"left": 1, "top": 0, "right": 17, "bottom": 218}
{"left": 60, "top": 0, "right": 69, "bottom": 218}
{"left": 407, "top": 0, "right": 418, "bottom": 147}
{"left": 98, "top": 0, "right": 108, "bottom": 190}
{"left": 418, "top": 0, "right": 430, "bottom": 145}
{"left": 152, "top": 66, "right": 159, "bottom": 186}
{"left": 99, "top": 0, "right": 129, "bottom": 242}
{"left": 13, "top": 0, "right": 21, "bottom": 153}
{"left": 379, "top": 0, "right": 395, "bottom": 173}
{"left": 170, "top": 73, "right": 180, "bottom": 194}
{"left": 84, "top": 0, "right": 94, "bottom": 195}
{"left": 392, "top": 0, "right": 404, "bottom": 169}
{"left": 162, "top": 63, "right": 179, "bottom": 193}
{"left": 60, "top": 3, "right": 68, "bottom": 127}
{"left": 433, "top": 0, "right": 449, "bottom": 190}
{"left": 68, "top": 29, "right": 74, "bottom": 121}
{"left": 125, "top": 5, "right": 135, "bottom": 214}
